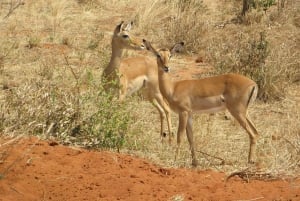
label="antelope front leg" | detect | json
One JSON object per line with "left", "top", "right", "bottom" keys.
{"left": 152, "top": 99, "right": 167, "bottom": 142}
{"left": 175, "top": 111, "right": 188, "bottom": 162}
{"left": 153, "top": 95, "right": 173, "bottom": 143}
{"left": 162, "top": 101, "right": 173, "bottom": 144}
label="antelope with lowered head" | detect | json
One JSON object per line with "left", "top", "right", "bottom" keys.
{"left": 143, "top": 39, "right": 259, "bottom": 166}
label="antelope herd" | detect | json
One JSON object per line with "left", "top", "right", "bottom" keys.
{"left": 102, "top": 21, "right": 259, "bottom": 166}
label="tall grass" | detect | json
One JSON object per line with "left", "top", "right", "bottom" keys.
{"left": 135, "top": 0, "right": 208, "bottom": 51}
{"left": 164, "top": 0, "right": 208, "bottom": 51}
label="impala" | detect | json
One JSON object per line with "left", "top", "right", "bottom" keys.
{"left": 102, "top": 21, "right": 172, "bottom": 141}
{"left": 143, "top": 39, "right": 259, "bottom": 166}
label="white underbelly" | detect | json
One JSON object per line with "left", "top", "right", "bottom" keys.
{"left": 192, "top": 95, "right": 226, "bottom": 114}
{"left": 127, "top": 76, "right": 147, "bottom": 96}
{"left": 193, "top": 105, "right": 226, "bottom": 114}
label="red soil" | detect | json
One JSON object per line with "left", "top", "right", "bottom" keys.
{"left": 0, "top": 136, "right": 299, "bottom": 201}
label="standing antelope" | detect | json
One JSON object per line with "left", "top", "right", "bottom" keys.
{"left": 143, "top": 39, "right": 259, "bottom": 166}
{"left": 102, "top": 21, "right": 172, "bottom": 141}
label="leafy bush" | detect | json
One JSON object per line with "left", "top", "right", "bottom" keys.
{"left": 241, "top": 0, "right": 277, "bottom": 24}
{"left": 0, "top": 59, "right": 132, "bottom": 151}
{"left": 253, "top": 0, "right": 276, "bottom": 10}
{"left": 77, "top": 77, "right": 132, "bottom": 150}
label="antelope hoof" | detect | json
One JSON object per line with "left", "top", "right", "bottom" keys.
{"left": 248, "top": 157, "right": 256, "bottom": 164}
{"left": 192, "top": 159, "right": 198, "bottom": 167}
{"left": 162, "top": 132, "right": 167, "bottom": 138}
{"left": 248, "top": 160, "right": 255, "bottom": 164}
{"left": 224, "top": 115, "right": 231, "bottom": 120}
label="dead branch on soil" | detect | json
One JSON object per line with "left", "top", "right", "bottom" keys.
{"left": 0, "top": 135, "right": 24, "bottom": 166}
{"left": 0, "top": 134, "right": 24, "bottom": 147}
{"left": 236, "top": 197, "right": 265, "bottom": 201}
{"left": 10, "top": 185, "right": 23, "bottom": 195}
{"left": 197, "top": 150, "right": 225, "bottom": 164}
{"left": 196, "top": 150, "right": 225, "bottom": 171}
{"left": 226, "top": 167, "right": 277, "bottom": 183}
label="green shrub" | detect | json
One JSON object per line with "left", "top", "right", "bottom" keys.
{"left": 26, "top": 36, "right": 41, "bottom": 49}
{"left": 79, "top": 83, "right": 131, "bottom": 150}
{"left": 0, "top": 58, "right": 132, "bottom": 151}
{"left": 254, "top": 0, "right": 276, "bottom": 11}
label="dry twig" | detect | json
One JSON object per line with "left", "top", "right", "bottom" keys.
{"left": 2, "top": 0, "right": 24, "bottom": 20}
{"left": 0, "top": 134, "right": 24, "bottom": 147}
{"left": 197, "top": 150, "right": 226, "bottom": 165}
{"left": 236, "top": 197, "right": 264, "bottom": 201}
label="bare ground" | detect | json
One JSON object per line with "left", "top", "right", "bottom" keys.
{"left": 0, "top": 136, "right": 299, "bottom": 201}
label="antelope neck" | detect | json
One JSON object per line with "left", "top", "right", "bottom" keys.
{"left": 158, "top": 69, "right": 174, "bottom": 100}
{"left": 103, "top": 41, "right": 123, "bottom": 77}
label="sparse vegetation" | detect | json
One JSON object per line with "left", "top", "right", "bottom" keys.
{"left": 0, "top": 0, "right": 299, "bottom": 179}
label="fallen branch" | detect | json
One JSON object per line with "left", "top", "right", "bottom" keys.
{"left": 226, "top": 168, "right": 275, "bottom": 183}
{"left": 236, "top": 197, "right": 264, "bottom": 201}
{"left": 0, "top": 134, "right": 24, "bottom": 147}
{"left": 196, "top": 150, "right": 226, "bottom": 165}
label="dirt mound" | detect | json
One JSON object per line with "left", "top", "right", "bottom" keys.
{"left": 0, "top": 137, "right": 299, "bottom": 201}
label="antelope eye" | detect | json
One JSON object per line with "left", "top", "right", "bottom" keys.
{"left": 122, "top": 35, "right": 129, "bottom": 39}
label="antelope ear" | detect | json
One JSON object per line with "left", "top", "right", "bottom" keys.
{"left": 170, "top": 41, "right": 185, "bottom": 54}
{"left": 142, "top": 39, "right": 151, "bottom": 50}
{"left": 115, "top": 21, "right": 124, "bottom": 34}
{"left": 143, "top": 39, "right": 159, "bottom": 56}
{"left": 123, "top": 21, "right": 133, "bottom": 31}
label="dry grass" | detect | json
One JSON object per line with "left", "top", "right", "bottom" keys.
{"left": 0, "top": 0, "right": 299, "bottom": 178}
